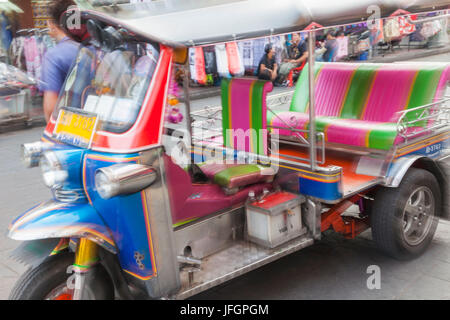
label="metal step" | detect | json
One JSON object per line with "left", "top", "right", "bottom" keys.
{"left": 172, "top": 235, "right": 314, "bottom": 299}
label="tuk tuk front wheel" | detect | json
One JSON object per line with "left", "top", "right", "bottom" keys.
{"left": 9, "top": 251, "right": 114, "bottom": 300}
{"left": 371, "top": 168, "right": 440, "bottom": 260}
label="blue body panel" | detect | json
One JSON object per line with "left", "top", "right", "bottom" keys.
{"left": 298, "top": 176, "right": 342, "bottom": 202}
{"left": 8, "top": 200, "right": 116, "bottom": 253}
{"left": 11, "top": 138, "right": 157, "bottom": 281}
{"left": 82, "top": 151, "right": 156, "bottom": 280}
{"left": 387, "top": 138, "right": 448, "bottom": 178}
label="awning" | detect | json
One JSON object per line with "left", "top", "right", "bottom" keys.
{"left": 80, "top": 0, "right": 450, "bottom": 47}
{"left": 0, "top": 0, "right": 24, "bottom": 14}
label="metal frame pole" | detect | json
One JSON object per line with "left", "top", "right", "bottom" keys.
{"left": 307, "top": 30, "right": 317, "bottom": 171}
{"left": 182, "top": 63, "right": 193, "bottom": 146}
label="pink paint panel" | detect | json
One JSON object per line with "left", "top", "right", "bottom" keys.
{"left": 362, "top": 66, "right": 417, "bottom": 122}
{"left": 230, "top": 79, "right": 251, "bottom": 151}
{"left": 433, "top": 65, "right": 450, "bottom": 102}
{"left": 324, "top": 119, "right": 369, "bottom": 147}
{"left": 314, "top": 63, "right": 357, "bottom": 116}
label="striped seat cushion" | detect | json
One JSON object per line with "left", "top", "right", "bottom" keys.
{"left": 221, "top": 78, "right": 273, "bottom": 155}
{"left": 271, "top": 62, "right": 449, "bottom": 150}
{"left": 199, "top": 162, "right": 275, "bottom": 190}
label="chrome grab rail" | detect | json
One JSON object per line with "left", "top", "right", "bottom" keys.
{"left": 190, "top": 89, "right": 324, "bottom": 167}
{"left": 395, "top": 97, "right": 450, "bottom": 142}
{"left": 269, "top": 128, "right": 326, "bottom": 165}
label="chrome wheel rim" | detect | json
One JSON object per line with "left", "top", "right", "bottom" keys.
{"left": 402, "top": 186, "right": 435, "bottom": 246}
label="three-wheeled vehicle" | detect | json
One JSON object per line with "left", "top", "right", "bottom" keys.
{"left": 8, "top": 0, "right": 450, "bottom": 300}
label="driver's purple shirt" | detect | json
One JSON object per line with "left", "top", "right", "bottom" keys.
{"left": 40, "top": 37, "right": 79, "bottom": 93}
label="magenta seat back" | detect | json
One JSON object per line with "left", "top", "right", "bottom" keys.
{"left": 221, "top": 78, "right": 273, "bottom": 155}
{"left": 314, "top": 63, "right": 359, "bottom": 117}
{"left": 360, "top": 65, "right": 417, "bottom": 122}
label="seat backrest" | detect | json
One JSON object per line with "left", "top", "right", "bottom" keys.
{"left": 290, "top": 62, "right": 449, "bottom": 123}
{"left": 290, "top": 62, "right": 371, "bottom": 119}
{"left": 221, "top": 78, "right": 273, "bottom": 155}
{"left": 360, "top": 64, "right": 418, "bottom": 122}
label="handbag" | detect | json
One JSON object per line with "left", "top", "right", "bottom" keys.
{"left": 420, "top": 20, "right": 442, "bottom": 39}
{"left": 384, "top": 18, "right": 401, "bottom": 42}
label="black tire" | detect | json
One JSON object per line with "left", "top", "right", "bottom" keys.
{"left": 371, "top": 168, "right": 440, "bottom": 260}
{"left": 9, "top": 251, "right": 114, "bottom": 300}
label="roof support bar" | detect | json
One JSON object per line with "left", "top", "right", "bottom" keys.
{"left": 182, "top": 63, "right": 193, "bottom": 146}
{"left": 307, "top": 30, "right": 317, "bottom": 171}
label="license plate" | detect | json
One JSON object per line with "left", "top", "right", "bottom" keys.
{"left": 53, "top": 108, "right": 98, "bottom": 148}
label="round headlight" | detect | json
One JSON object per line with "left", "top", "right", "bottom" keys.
{"left": 95, "top": 170, "right": 119, "bottom": 200}
{"left": 40, "top": 151, "right": 68, "bottom": 188}
{"left": 95, "top": 164, "right": 157, "bottom": 199}
{"left": 21, "top": 141, "right": 45, "bottom": 168}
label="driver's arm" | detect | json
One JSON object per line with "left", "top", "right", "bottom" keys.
{"left": 40, "top": 52, "right": 65, "bottom": 123}
{"left": 43, "top": 91, "right": 59, "bottom": 122}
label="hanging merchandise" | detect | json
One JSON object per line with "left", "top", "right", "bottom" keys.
{"left": 433, "top": 17, "right": 449, "bottom": 45}
{"left": 0, "top": 12, "right": 13, "bottom": 53}
{"left": 188, "top": 47, "right": 207, "bottom": 85}
{"left": 358, "top": 38, "right": 371, "bottom": 52}
{"left": 347, "top": 34, "right": 360, "bottom": 58}
{"left": 9, "top": 37, "right": 25, "bottom": 70}
{"left": 238, "top": 40, "right": 254, "bottom": 74}
{"left": 420, "top": 20, "right": 442, "bottom": 39}
{"left": 203, "top": 46, "right": 217, "bottom": 85}
{"left": 269, "top": 35, "right": 287, "bottom": 66}
{"left": 398, "top": 16, "right": 416, "bottom": 36}
{"left": 225, "top": 41, "right": 244, "bottom": 77}
{"left": 23, "top": 37, "right": 41, "bottom": 82}
{"left": 215, "top": 43, "right": 231, "bottom": 78}
{"left": 335, "top": 35, "right": 349, "bottom": 60}
{"left": 8, "top": 29, "right": 55, "bottom": 96}
{"left": 166, "top": 68, "right": 183, "bottom": 124}
{"left": 31, "top": 0, "right": 52, "bottom": 29}
{"left": 251, "top": 38, "right": 266, "bottom": 75}
{"left": 384, "top": 18, "right": 401, "bottom": 42}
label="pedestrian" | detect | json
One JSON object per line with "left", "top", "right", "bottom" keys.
{"left": 321, "top": 31, "right": 338, "bottom": 62}
{"left": 40, "top": 0, "right": 79, "bottom": 122}
{"left": 276, "top": 33, "right": 308, "bottom": 85}
{"left": 257, "top": 43, "right": 278, "bottom": 82}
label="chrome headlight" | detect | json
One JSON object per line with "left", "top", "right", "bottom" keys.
{"left": 40, "top": 151, "right": 68, "bottom": 188}
{"left": 21, "top": 141, "right": 47, "bottom": 168}
{"left": 95, "top": 164, "right": 157, "bottom": 199}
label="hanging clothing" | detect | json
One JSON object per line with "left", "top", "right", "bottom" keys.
{"left": 238, "top": 41, "right": 253, "bottom": 74}
{"left": 0, "top": 13, "right": 12, "bottom": 53}
{"left": 335, "top": 36, "right": 349, "bottom": 60}
{"left": 252, "top": 38, "right": 266, "bottom": 75}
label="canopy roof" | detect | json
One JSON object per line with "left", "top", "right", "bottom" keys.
{"left": 79, "top": 0, "right": 450, "bottom": 47}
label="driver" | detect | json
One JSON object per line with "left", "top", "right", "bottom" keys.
{"left": 40, "top": 0, "right": 79, "bottom": 122}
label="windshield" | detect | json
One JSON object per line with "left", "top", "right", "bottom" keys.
{"left": 53, "top": 42, "right": 159, "bottom": 133}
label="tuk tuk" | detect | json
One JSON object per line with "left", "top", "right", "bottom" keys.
{"left": 8, "top": 0, "right": 450, "bottom": 300}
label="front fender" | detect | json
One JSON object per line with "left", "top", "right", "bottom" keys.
{"left": 8, "top": 200, "right": 117, "bottom": 253}
{"left": 383, "top": 155, "right": 425, "bottom": 187}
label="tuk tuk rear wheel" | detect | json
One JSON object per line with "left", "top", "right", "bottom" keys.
{"left": 371, "top": 168, "right": 440, "bottom": 260}
{"left": 9, "top": 251, "right": 114, "bottom": 300}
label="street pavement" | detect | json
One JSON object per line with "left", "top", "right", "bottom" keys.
{"left": 0, "top": 53, "right": 449, "bottom": 300}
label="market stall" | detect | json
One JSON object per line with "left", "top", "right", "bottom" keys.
{"left": 0, "top": 62, "right": 35, "bottom": 129}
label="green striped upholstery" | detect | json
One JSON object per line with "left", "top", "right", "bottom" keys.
{"left": 221, "top": 78, "right": 273, "bottom": 155}
{"left": 270, "top": 62, "right": 449, "bottom": 150}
